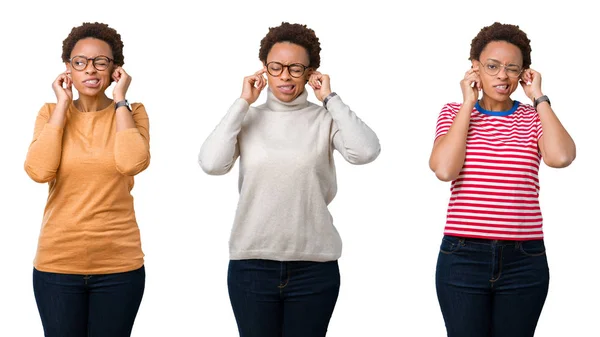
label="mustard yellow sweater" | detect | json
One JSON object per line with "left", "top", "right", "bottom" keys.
{"left": 25, "top": 102, "right": 150, "bottom": 274}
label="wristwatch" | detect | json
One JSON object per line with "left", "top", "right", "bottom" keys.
{"left": 323, "top": 92, "right": 338, "bottom": 110}
{"left": 115, "top": 99, "right": 132, "bottom": 112}
{"left": 533, "top": 95, "right": 550, "bottom": 109}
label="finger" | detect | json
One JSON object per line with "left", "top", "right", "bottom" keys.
{"left": 309, "top": 77, "right": 321, "bottom": 90}
{"left": 252, "top": 75, "right": 262, "bottom": 88}
{"left": 245, "top": 75, "right": 256, "bottom": 86}
{"left": 474, "top": 74, "right": 482, "bottom": 90}
{"left": 310, "top": 74, "right": 323, "bottom": 88}
{"left": 464, "top": 68, "right": 478, "bottom": 78}
{"left": 466, "top": 74, "right": 481, "bottom": 90}
{"left": 523, "top": 70, "right": 533, "bottom": 85}
{"left": 258, "top": 77, "right": 267, "bottom": 91}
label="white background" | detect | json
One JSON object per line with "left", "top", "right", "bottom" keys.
{"left": 1, "top": 0, "right": 598, "bottom": 336}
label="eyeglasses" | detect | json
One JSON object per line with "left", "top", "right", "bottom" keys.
{"left": 266, "top": 61, "right": 309, "bottom": 78}
{"left": 69, "top": 55, "right": 114, "bottom": 71}
{"left": 479, "top": 60, "right": 523, "bottom": 78}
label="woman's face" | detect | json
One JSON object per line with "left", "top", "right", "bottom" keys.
{"left": 66, "top": 37, "right": 115, "bottom": 98}
{"left": 265, "top": 42, "right": 311, "bottom": 102}
{"left": 473, "top": 40, "right": 523, "bottom": 105}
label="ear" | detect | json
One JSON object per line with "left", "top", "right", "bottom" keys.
{"left": 65, "top": 62, "right": 71, "bottom": 71}
{"left": 305, "top": 68, "right": 315, "bottom": 81}
{"left": 471, "top": 59, "right": 479, "bottom": 70}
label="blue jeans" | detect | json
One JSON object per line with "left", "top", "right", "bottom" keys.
{"left": 436, "top": 236, "right": 549, "bottom": 337}
{"left": 228, "top": 259, "right": 340, "bottom": 337}
{"left": 33, "top": 266, "right": 145, "bottom": 337}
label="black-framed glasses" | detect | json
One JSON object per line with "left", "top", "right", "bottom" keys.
{"left": 266, "top": 61, "right": 309, "bottom": 78}
{"left": 479, "top": 60, "right": 523, "bottom": 78}
{"left": 69, "top": 55, "right": 114, "bottom": 71}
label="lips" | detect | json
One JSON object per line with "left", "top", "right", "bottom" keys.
{"left": 82, "top": 78, "right": 100, "bottom": 88}
{"left": 277, "top": 85, "right": 296, "bottom": 94}
{"left": 493, "top": 84, "right": 509, "bottom": 94}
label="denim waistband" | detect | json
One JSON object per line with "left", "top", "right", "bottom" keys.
{"left": 445, "top": 235, "right": 540, "bottom": 245}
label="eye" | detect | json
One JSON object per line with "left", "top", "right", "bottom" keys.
{"left": 289, "top": 65, "right": 304, "bottom": 74}
{"left": 95, "top": 60, "right": 109, "bottom": 67}
{"left": 486, "top": 64, "right": 498, "bottom": 70}
{"left": 268, "top": 63, "right": 282, "bottom": 71}
{"left": 506, "top": 67, "right": 520, "bottom": 74}
{"left": 71, "top": 56, "right": 89, "bottom": 69}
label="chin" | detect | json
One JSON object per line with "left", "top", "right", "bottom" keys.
{"left": 275, "top": 92, "right": 297, "bottom": 102}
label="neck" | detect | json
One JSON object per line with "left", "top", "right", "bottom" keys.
{"left": 74, "top": 94, "right": 113, "bottom": 112}
{"left": 266, "top": 88, "right": 309, "bottom": 112}
{"left": 479, "top": 95, "right": 513, "bottom": 112}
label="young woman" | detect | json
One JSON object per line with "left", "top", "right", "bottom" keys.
{"left": 199, "top": 22, "right": 380, "bottom": 337}
{"left": 25, "top": 22, "right": 150, "bottom": 337}
{"left": 429, "top": 22, "right": 575, "bottom": 337}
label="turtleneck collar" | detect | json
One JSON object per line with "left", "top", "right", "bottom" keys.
{"left": 265, "top": 88, "right": 309, "bottom": 112}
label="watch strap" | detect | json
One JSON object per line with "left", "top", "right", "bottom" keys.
{"left": 533, "top": 95, "right": 550, "bottom": 109}
{"left": 323, "top": 92, "right": 338, "bottom": 110}
{"left": 115, "top": 99, "right": 131, "bottom": 112}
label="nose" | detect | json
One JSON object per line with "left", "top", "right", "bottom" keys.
{"left": 496, "top": 66, "right": 508, "bottom": 79}
{"left": 84, "top": 60, "right": 97, "bottom": 74}
{"left": 279, "top": 66, "right": 291, "bottom": 80}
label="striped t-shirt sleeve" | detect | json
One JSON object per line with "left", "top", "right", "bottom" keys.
{"left": 435, "top": 103, "right": 459, "bottom": 141}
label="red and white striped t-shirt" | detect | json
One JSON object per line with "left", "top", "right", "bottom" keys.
{"left": 435, "top": 101, "right": 544, "bottom": 240}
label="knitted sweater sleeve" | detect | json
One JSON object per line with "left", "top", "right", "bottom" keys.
{"left": 198, "top": 98, "right": 249, "bottom": 175}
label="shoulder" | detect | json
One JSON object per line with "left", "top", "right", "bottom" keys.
{"left": 34, "top": 103, "right": 58, "bottom": 120}
{"left": 442, "top": 102, "right": 463, "bottom": 112}
{"left": 39, "top": 102, "right": 56, "bottom": 113}
{"left": 516, "top": 101, "right": 536, "bottom": 114}
{"left": 437, "top": 102, "right": 464, "bottom": 118}
{"left": 514, "top": 101, "right": 539, "bottom": 121}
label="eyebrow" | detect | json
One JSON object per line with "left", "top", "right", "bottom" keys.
{"left": 485, "top": 58, "right": 522, "bottom": 67}
{"left": 268, "top": 61, "right": 308, "bottom": 66}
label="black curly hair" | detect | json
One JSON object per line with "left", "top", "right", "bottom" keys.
{"left": 469, "top": 22, "right": 531, "bottom": 69}
{"left": 61, "top": 22, "right": 124, "bottom": 66}
{"left": 259, "top": 22, "right": 321, "bottom": 69}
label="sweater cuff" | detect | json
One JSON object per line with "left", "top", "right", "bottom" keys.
{"left": 324, "top": 94, "right": 344, "bottom": 112}
{"left": 116, "top": 128, "right": 141, "bottom": 135}
{"left": 42, "top": 123, "right": 64, "bottom": 132}
{"left": 231, "top": 98, "right": 250, "bottom": 114}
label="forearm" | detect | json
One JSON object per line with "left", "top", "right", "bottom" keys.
{"left": 429, "top": 103, "right": 472, "bottom": 181}
{"left": 47, "top": 101, "right": 68, "bottom": 127}
{"left": 115, "top": 105, "right": 136, "bottom": 131}
{"left": 537, "top": 102, "right": 576, "bottom": 167}
{"left": 198, "top": 98, "right": 248, "bottom": 175}
{"left": 25, "top": 124, "right": 65, "bottom": 183}
{"left": 114, "top": 129, "right": 150, "bottom": 175}
{"left": 327, "top": 95, "right": 380, "bottom": 164}
{"left": 114, "top": 103, "right": 150, "bottom": 176}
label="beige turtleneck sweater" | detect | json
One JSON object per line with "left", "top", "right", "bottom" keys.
{"left": 199, "top": 89, "right": 380, "bottom": 262}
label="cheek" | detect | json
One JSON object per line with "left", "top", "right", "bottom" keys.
{"left": 480, "top": 75, "right": 491, "bottom": 88}
{"left": 296, "top": 77, "right": 307, "bottom": 87}
{"left": 266, "top": 74, "right": 275, "bottom": 84}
